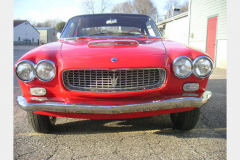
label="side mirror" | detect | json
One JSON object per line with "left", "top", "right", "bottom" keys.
{"left": 57, "top": 32, "right": 61, "bottom": 39}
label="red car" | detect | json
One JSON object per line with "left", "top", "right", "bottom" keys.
{"left": 15, "top": 14, "right": 213, "bottom": 133}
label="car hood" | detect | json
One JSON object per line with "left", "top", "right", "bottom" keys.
{"left": 60, "top": 38, "right": 166, "bottom": 58}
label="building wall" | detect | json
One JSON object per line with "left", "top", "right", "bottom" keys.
{"left": 37, "top": 30, "right": 48, "bottom": 44}
{"left": 47, "top": 28, "right": 59, "bottom": 43}
{"left": 37, "top": 28, "right": 59, "bottom": 44}
{"left": 14, "top": 22, "right": 40, "bottom": 45}
{"left": 189, "top": 0, "right": 227, "bottom": 68}
{"left": 164, "top": 16, "right": 189, "bottom": 44}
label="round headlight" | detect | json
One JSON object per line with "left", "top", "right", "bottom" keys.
{"left": 16, "top": 60, "right": 35, "bottom": 82}
{"left": 193, "top": 56, "right": 213, "bottom": 78}
{"left": 36, "top": 60, "right": 56, "bottom": 81}
{"left": 173, "top": 56, "right": 193, "bottom": 78}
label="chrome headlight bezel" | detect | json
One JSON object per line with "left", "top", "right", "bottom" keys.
{"left": 36, "top": 59, "right": 56, "bottom": 82}
{"left": 173, "top": 56, "right": 193, "bottom": 78}
{"left": 15, "top": 60, "right": 36, "bottom": 82}
{"left": 193, "top": 56, "right": 213, "bottom": 78}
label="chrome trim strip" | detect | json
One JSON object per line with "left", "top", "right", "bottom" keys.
{"left": 61, "top": 68, "right": 164, "bottom": 71}
{"left": 88, "top": 40, "right": 139, "bottom": 47}
{"left": 17, "top": 91, "right": 212, "bottom": 114}
{"left": 192, "top": 56, "right": 214, "bottom": 78}
{"left": 30, "top": 97, "right": 48, "bottom": 101}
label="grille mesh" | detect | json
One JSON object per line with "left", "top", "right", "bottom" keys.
{"left": 62, "top": 69, "right": 166, "bottom": 92}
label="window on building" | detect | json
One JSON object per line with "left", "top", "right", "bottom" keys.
{"left": 18, "top": 37, "right": 20, "bottom": 41}
{"left": 53, "top": 32, "right": 56, "bottom": 36}
{"left": 32, "top": 38, "right": 34, "bottom": 42}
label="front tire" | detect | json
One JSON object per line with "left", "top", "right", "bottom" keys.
{"left": 170, "top": 108, "right": 200, "bottom": 131}
{"left": 27, "top": 112, "right": 56, "bottom": 133}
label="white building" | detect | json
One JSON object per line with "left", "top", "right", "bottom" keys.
{"left": 35, "top": 27, "right": 59, "bottom": 44}
{"left": 157, "top": 0, "right": 227, "bottom": 69}
{"left": 188, "top": 0, "right": 227, "bottom": 68}
{"left": 163, "top": 6, "right": 181, "bottom": 20}
{"left": 14, "top": 20, "right": 40, "bottom": 45}
{"left": 157, "top": 12, "right": 189, "bottom": 45}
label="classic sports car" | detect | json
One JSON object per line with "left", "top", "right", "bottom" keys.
{"left": 15, "top": 14, "right": 213, "bottom": 133}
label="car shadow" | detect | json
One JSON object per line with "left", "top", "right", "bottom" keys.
{"left": 50, "top": 78, "right": 226, "bottom": 139}
{"left": 51, "top": 114, "right": 173, "bottom": 134}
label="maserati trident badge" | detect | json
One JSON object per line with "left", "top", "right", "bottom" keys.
{"left": 111, "top": 57, "right": 118, "bottom": 62}
{"left": 110, "top": 73, "right": 118, "bottom": 87}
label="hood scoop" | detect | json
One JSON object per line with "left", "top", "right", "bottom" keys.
{"left": 88, "top": 40, "right": 139, "bottom": 48}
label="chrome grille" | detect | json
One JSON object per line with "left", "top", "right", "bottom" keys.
{"left": 62, "top": 69, "right": 166, "bottom": 92}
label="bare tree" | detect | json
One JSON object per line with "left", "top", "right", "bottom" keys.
{"left": 30, "top": 19, "right": 62, "bottom": 28}
{"left": 111, "top": 0, "right": 159, "bottom": 21}
{"left": 100, "top": 0, "right": 108, "bottom": 13}
{"left": 27, "top": 19, "right": 37, "bottom": 27}
{"left": 133, "top": 0, "right": 158, "bottom": 18}
{"left": 82, "top": 0, "right": 95, "bottom": 14}
{"left": 44, "top": 19, "right": 61, "bottom": 28}
{"left": 164, "top": 0, "right": 181, "bottom": 10}
{"left": 43, "top": 19, "right": 52, "bottom": 28}
{"left": 36, "top": 22, "right": 44, "bottom": 27}
{"left": 82, "top": 0, "right": 110, "bottom": 14}
{"left": 111, "top": 1, "right": 134, "bottom": 13}
{"left": 51, "top": 19, "right": 62, "bottom": 28}
{"left": 180, "top": 0, "right": 189, "bottom": 13}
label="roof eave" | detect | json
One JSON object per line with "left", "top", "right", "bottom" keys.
{"left": 157, "top": 12, "right": 188, "bottom": 25}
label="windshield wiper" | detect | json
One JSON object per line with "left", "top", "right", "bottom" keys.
{"left": 87, "top": 32, "right": 114, "bottom": 36}
{"left": 87, "top": 33, "right": 104, "bottom": 36}
{"left": 86, "top": 32, "right": 148, "bottom": 38}
{"left": 121, "top": 32, "right": 137, "bottom": 35}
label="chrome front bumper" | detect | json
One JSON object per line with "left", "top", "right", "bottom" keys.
{"left": 17, "top": 91, "right": 212, "bottom": 114}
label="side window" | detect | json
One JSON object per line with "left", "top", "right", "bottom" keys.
{"left": 62, "top": 22, "right": 76, "bottom": 38}
{"left": 146, "top": 21, "right": 156, "bottom": 37}
{"left": 61, "top": 17, "right": 80, "bottom": 38}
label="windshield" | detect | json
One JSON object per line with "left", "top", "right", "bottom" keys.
{"left": 60, "top": 14, "right": 162, "bottom": 38}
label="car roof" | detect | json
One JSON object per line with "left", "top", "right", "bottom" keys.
{"left": 69, "top": 13, "right": 151, "bottom": 20}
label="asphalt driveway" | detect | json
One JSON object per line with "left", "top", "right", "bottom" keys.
{"left": 13, "top": 45, "right": 226, "bottom": 159}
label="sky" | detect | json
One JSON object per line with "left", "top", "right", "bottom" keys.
{"left": 14, "top": 0, "right": 186, "bottom": 23}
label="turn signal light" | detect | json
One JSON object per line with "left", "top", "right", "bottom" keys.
{"left": 183, "top": 83, "right": 199, "bottom": 91}
{"left": 30, "top": 87, "right": 47, "bottom": 96}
